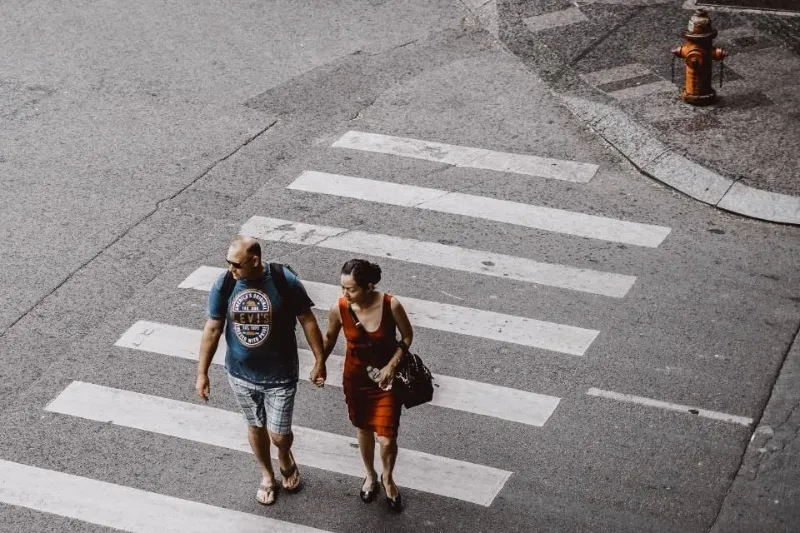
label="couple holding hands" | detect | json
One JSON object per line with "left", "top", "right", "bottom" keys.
{"left": 195, "top": 235, "right": 412, "bottom": 512}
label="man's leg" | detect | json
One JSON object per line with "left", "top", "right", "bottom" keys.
{"left": 249, "top": 426, "right": 277, "bottom": 490}
{"left": 228, "top": 375, "right": 276, "bottom": 504}
{"left": 265, "top": 383, "right": 300, "bottom": 491}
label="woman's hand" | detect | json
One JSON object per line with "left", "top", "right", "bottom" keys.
{"left": 377, "top": 362, "right": 397, "bottom": 390}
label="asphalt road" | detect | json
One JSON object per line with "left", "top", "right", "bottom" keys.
{"left": 1, "top": 2, "right": 799, "bottom": 532}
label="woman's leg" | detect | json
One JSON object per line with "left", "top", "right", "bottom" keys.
{"left": 377, "top": 435, "right": 399, "bottom": 499}
{"left": 357, "top": 427, "right": 378, "bottom": 488}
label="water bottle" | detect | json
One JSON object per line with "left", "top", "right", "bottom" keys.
{"left": 366, "top": 365, "right": 392, "bottom": 391}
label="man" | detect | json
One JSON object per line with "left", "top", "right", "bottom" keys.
{"left": 195, "top": 235, "right": 328, "bottom": 506}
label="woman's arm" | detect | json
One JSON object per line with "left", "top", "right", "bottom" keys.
{"left": 378, "top": 296, "right": 413, "bottom": 388}
{"left": 323, "top": 303, "right": 343, "bottom": 357}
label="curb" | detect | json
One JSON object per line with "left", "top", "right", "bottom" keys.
{"left": 458, "top": 0, "right": 800, "bottom": 226}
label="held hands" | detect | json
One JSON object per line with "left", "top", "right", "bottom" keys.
{"left": 310, "top": 362, "right": 327, "bottom": 388}
{"left": 195, "top": 374, "right": 210, "bottom": 402}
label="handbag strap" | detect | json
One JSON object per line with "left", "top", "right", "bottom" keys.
{"left": 347, "top": 301, "right": 405, "bottom": 367}
{"left": 347, "top": 304, "right": 375, "bottom": 347}
{"left": 347, "top": 304, "right": 380, "bottom": 370}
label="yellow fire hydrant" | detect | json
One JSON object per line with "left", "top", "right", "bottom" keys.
{"left": 671, "top": 9, "right": 727, "bottom": 105}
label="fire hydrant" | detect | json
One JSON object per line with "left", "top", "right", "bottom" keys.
{"left": 671, "top": 9, "right": 727, "bottom": 105}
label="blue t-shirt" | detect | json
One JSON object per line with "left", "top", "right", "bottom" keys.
{"left": 207, "top": 266, "right": 315, "bottom": 386}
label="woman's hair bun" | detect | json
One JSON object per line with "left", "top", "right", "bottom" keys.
{"left": 341, "top": 259, "right": 381, "bottom": 288}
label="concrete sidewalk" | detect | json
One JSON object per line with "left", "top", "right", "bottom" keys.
{"left": 460, "top": 0, "right": 800, "bottom": 225}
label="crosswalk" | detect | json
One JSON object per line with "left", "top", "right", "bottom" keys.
{"left": 2, "top": 130, "right": 685, "bottom": 531}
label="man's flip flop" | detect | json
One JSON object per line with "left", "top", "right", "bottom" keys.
{"left": 256, "top": 483, "right": 277, "bottom": 506}
{"left": 280, "top": 452, "right": 301, "bottom": 492}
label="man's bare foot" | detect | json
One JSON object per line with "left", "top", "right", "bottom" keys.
{"left": 256, "top": 476, "right": 277, "bottom": 505}
{"left": 279, "top": 450, "right": 301, "bottom": 492}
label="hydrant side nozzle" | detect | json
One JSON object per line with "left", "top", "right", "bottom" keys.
{"left": 712, "top": 48, "right": 728, "bottom": 61}
{"left": 671, "top": 46, "right": 683, "bottom": 57}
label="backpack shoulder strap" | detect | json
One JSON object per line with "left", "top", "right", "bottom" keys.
{"left": 269, "top": 263, "right": 291, "bottom": 303}
{"left": 220, "top": 270, "right": 235, "bottom": 302}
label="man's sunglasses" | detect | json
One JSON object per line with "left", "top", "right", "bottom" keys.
{"left": 226, "top": 256, "right": 253, "bottom": 269}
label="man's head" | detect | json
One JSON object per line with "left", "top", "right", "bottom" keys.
{"left": 226, "top": 235, "right": 263, "bottom": 280}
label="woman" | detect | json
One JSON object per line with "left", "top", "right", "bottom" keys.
{"left": 323, "top": 259, "right": 413, "bottom": 512}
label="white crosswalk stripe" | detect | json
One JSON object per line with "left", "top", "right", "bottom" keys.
{"left": 579, "top": 63, "right": 674, "bottom": 100}
{"left": 587, "top": 388, "right": 753, "bottom": 426}
{"left": 180, "top": 266, "right": 599, "bottom": 355}
{"left": 287, "top": 171, "right": 671, "bottom": 247}
{"left": 523, "top": 7, "right": 588, "bottom": 32}
{"left": 239, "top": 216, "right": 636, "bottom": 297}
{"left": 606, "top": 81, "right": 675, "bottom": 100}
{"left": 115, "top": 320, "right": 562, "bottom": 427}
{"left": 332, "top": 130, "right": 599, "bottom": 183}
{"left": 45, "top": 382, "right": 513, "bottom": 506}
{"left": 580, "top": 63, "right": 653, "bottom": 86}
{"left": 0, "top": 459, "right": 331, "bottom": 533}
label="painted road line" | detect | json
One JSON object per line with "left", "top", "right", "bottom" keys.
{"left": 586, "top": 388, "right": 754, "bottom": 426}
{"left": 287, "top": 171, "right": 671, "bottom": 248}
{"left": 116, "top": 320, "right": 561, "bottom": 427}
{"left": 0, "top": 460, "right": 330, "bottom": 533}
{"left": 580, "top": 63, "right": 652, "bottom": 86}
{"left": 181, "top": 266, "right": 599, "bottom": 355}
{"left": 332, "top": 131, "right": 599, "bottom": 183}
{"left": 46, "top": 382, "right": 512, "bottom": 506}
{"left": 608, "top": 81, "right": 676, "bottom": 100}
{"left": 523, "top": 7, "right": 588, "bottom": 33}
{"left": 239, "top": 216, "right": 636, "bottom": 297}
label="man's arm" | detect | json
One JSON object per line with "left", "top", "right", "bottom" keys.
{"left": 298, "top": 310, "right": 327, "bottom": 387}
{"left": 196, "top": 318, "right": 224, "bottom": 401}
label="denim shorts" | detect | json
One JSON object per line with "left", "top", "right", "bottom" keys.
{"left": 227, "top": 374, "right": 297, "bottom": 435}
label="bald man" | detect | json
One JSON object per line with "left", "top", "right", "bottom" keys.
{"left": 196, "top": 235, "right": 327, "bottom": 506}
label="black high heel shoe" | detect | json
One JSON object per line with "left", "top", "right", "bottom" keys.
{"left": 381, "top": 472, "right": 403, "bottom": 512}
{"left": 360, "top": 477, "right": 378, "bottom": 503}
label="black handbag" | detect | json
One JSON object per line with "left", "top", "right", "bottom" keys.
{"left": 393, "top": 340, "right": 434, "bottom": 409}
{"left": 347, "top": 304, "right": 434, "bottom": 409}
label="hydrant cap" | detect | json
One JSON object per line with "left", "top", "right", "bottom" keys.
{"left": 687, "top": 9, "right": 714, "bottom": 35}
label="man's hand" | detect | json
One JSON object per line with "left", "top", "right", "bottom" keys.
{"left": 195, "top": 374, "right": 210, "bottom": 401}
{"left": 309, "top": 362, "right": 327, "bottom": 388}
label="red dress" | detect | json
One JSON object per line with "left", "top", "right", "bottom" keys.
{"left": 340, "top": 293, "right": 402, "bottom": 438}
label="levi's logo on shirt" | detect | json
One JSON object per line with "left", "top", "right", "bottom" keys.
{"left": 230, "top": 289, "right": 272, "bottom": 347}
